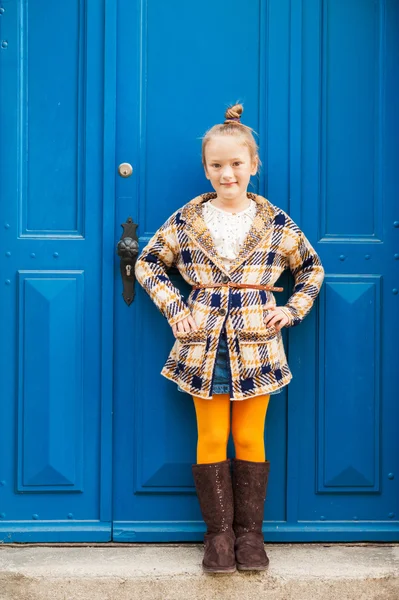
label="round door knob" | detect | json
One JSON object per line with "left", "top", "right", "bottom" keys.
{"left": 118, "top": 163, "right": 133, "bottom": 178}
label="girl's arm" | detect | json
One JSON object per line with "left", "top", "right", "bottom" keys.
{"left": 135, "top": 221, "right": 192, "bottom": 326}
{"left": 282, "top": 231, "right": 325, "bottom": 327}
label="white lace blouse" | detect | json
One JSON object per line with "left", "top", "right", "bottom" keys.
{"left": 202, "top": 199, "right": 257, "bottom": 271}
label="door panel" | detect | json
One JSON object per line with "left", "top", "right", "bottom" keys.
{"left": 114, "top": 0, "right": 399, "bottom": 542}
{"left": 113, "top": 0, "right": 285, "bottom": 541}
{"left": 290, "top": 0, "right": 399, "bottom": 537}
{"left": 0, "top": 0, "right": 114, "bottom": 541}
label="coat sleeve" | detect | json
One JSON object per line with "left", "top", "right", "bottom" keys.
{"left": 282, "top": 228, "right": 325, "bottom": 328}
{"left": 134, "top": 217, "right": 191, "bottom": 326}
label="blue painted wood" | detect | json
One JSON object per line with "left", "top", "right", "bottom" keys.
{"left": 318, "top": 276, "right": 381, "bottom": 493}
{"left": 19, "top": 2, "right": 85, "bottom": 235}
{"left": 289, "top": 0, "right": 399, "bottom": 535}
{"left": 100, "top": 0, "right": 117, "bottom": 531}
{"left": 18, "top": 272, "right": 84, "bottom": 492}
{"left": 113, "top": 0, "right": 278, "bottom": 539}
{"left": 0, "top": 0, "right": 397, "bottom": 543}
{"left": 0, "top": 0, "right": 114, "bottom": 541}
{"left": 113, "top": 521, "right": 399, "bottom": 543}
{"left": 114, "top": 0, "right": 399, "bottom": 543}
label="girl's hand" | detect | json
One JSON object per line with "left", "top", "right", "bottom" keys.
{"left": 263, "top": 303, "right": 290, "bottom": 331}
{"left": 172, "top": 315, "right": 199, "bottom": 337}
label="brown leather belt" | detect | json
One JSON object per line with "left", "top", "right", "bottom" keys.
{"left": 192, "top": 282, "right": 284, "bottom": 292}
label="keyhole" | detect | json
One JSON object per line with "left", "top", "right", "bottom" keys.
{"left": 118, "top": 163, "right": 133, "bottom": 178}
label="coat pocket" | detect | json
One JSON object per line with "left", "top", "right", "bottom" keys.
{"left": 175, "top": 329, "right": 207, "bottom": 345}
{"left": 238, "top": 327, "right": 278, "bottom": 344}
{"left": 237, "top": 327, "right": 279, "bottom": 372}
{"left": 175, "top": 329, "right": 207, "bottom": 369}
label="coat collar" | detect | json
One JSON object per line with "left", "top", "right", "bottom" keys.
{"left": 179, "top": 192, "right": 274, "bottom": 275}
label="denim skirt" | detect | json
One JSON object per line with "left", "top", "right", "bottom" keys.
{"left": 177, "top": 330, "right": 283, "bottom": 397}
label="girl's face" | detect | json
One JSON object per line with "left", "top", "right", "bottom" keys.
{"left": 204, "top": 136, "right": 258, "bottom": 203}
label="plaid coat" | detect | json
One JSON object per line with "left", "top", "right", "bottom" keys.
{"left": 135, "top": 192, "right": 324, "bottom": 400}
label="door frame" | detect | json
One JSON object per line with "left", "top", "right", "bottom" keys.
{"left": 99, "top": 0, "right": 117, "bottom": 538}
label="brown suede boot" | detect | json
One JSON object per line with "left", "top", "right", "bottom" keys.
{"left": 232, "top": 458, "right": 270, "bottom": 571}
{"left": 192, "top": 459, "right": 236, "bottom": 573}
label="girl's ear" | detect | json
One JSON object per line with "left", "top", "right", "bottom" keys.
{"left": 250, "top": 157, "right": 259, "bottom": 176}
{"left": 204, "top": 164, "right": 210, "bottom": 180}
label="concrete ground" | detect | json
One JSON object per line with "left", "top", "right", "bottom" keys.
{"left": 0, "top": 543, "right": 398, "bottom": 600}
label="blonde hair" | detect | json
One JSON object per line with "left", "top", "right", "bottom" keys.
{"left": 202, "top": 104, "right": 260, "bottom": 171}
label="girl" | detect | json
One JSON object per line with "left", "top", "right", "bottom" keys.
{"left": 135, "top": 104, "right": 324, "bottom": 574}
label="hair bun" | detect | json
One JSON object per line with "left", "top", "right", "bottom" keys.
{"left": 224, "top": 103, "right": 243, "bottom": 124}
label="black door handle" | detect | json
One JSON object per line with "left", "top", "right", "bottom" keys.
{"left": 116, "top": 217, "right": 139, "bottom": 305}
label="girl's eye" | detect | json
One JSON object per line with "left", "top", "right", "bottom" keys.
{"left": 211, "top": 164, "right": 221, "bottom": 168}
{"left": 233, "top": 162, "right": 242, "bottom": 167}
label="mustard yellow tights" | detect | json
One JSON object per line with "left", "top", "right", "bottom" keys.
{"left": 192, "top": 394, "right": 270, "bottom": 464}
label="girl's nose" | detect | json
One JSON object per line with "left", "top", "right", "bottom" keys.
{"left": 221, "top": 165, "right": 234, "bottom": 179}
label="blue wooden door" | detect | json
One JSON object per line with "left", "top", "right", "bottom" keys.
{"left": 113, "top": 0, "right": 399, "bottom": 543}
{"left": 287, "top": 0, "right": 399, "bottom": 540}
{"left": 1, "top": 0, "right": 398, "bottom": 544}
{"left": 0, "top": 0, "right": 114, "bottom": 541}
